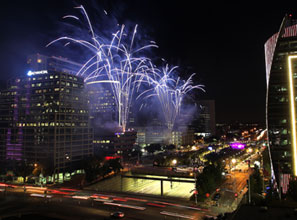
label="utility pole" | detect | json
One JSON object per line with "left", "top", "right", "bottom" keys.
{"left": 261, "top": 155, "right": 265, "bottom": 195}
{"left": 194, "top": 169, "right": 198, "bottom": 205}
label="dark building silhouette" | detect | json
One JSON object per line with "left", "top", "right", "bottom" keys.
{"left": 192, "top": 100, "right": 216, "bottom": 137}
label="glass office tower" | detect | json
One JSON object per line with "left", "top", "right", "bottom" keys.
{"left": 0, "top": 69, "right": 93, "bottom": 177}
{"left": 265, "top": 15, "right": 297, "bottom": 191}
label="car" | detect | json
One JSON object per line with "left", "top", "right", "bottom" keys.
{"left": 110, "top": 211, "right": 125, "bottom": 218}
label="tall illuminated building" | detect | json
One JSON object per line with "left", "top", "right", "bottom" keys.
{"left": 86, "top": 83, "right": 116, "bottom": 131}
{"left": 265, "top": 15, "right": 297, "bottom": 191}
{"left": 194, "top": 100, "right": 216, "bottom": 137}
{"left": 0, "top": 62, "right": 93, "bottom": 180}
{"left": 27, "top": 54, "right": 82, "bottom": 75}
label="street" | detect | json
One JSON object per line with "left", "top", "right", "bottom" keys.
{"left": 0, "top": 184, "right": 216, "bottom": 220}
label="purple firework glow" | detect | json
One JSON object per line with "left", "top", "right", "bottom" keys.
{"left": 230, "top": 142, "right": 246, "bottom": 150}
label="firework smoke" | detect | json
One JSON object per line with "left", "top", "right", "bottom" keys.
{"left": 47, "top": 5, "right": 157, "bottom": 132}
{"left": 138, "top": 64, "right": 205, "bottom": 131}
{"left": 47, "top": 5, "right": 205, "bottom": 132}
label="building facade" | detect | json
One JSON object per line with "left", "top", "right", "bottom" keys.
{"left": 191, "top": 100, "right": 216, "bottom": 137}
{"left": 0, "top": 69, "right": 93, "bottom": 177}
{"left": 86, "top": 83, "right": 117, "bottom": 131}
{"left": 27, "top": 54, "right": 82, "bottom": 75}
{"left": 265, "top": 15, "right": 297, "bottom": 189}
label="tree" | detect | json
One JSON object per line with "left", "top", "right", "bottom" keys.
{"left": 106, "top": 158, "right": 123, "bottom": 174}
{"left": 40, "top": 159, "right": 55, "bottom": 181}
{"left": 164, "top": 144, "right": 176, "bottom": 151}
{"left": 15, "top": 161, "right": 33, "bottom": 183}
{"left": 195, "top": 163, "right": 223, "bottom": 201}
{"left": 250, "top": 165, "right": 263, "bottom": 194}
{"left": 145, "top": 144, "right": 161, "bottom": 154}
{"left": 82, "top": 157, "right": 101, "bottom": 182}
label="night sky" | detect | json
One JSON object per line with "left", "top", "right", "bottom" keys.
{"left": 0, "top": 1, "right": 296, "bottom": 123}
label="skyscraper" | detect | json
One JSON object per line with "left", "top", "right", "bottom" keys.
{"left": 265, "top": 15, "right": 297, "bottom": 189}
{"left": 0, "top": 63, "right": 93, "bottom": 180}
{"left": 86, "top": 83, "right": 117, "bottom": 132}
{"left": 196, "top": 100, "right": 216, "bottom": 137}
{"left": 27, "top": 54, "right": 82, "bottom": 75}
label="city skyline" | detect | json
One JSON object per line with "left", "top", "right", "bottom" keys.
{"left": 2, "top": 1, "right": 297, "bottom": 123}
{"left": 1, "top": 2, "right": 297, "bottom": 218}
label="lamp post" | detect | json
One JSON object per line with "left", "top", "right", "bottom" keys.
{"left": 194, "top": 170, "right": 198, "bottom": 205}
{"left": 231, "top": 158, "right": 237, "bottom": 165}
{"left": 172, "top": 159, "right": 177, "bottom": 166}
{"left": 231, "top": 158, "right": 237, "bottom": 171}
{"left": 171, "top": 159, "right": 177, "bottom": 189}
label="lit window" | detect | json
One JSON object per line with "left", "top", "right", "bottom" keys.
{"left": 281, "top": 119, "right": 287, "bottom": 124}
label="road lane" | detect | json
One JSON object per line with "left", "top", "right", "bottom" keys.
{"left": 0, "top": 188, "right": 211, "bottom": 220}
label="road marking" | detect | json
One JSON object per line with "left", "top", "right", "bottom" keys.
{"left": 147, "top": 202, "right": 166, "bottom": 208}
{"left": 178, "top": 205, "right": 203, "bottom": 211}
{"left": 160, "top": 211, "right": 194, "bottom": 219}
{"left": 125, "top": 197, "right": 148, "bottom": 202}
{"left": 153, "top": 201, "right": 179, "bottom": 206}
{"left": 72, "top": 195, "right": 89, "bottom": 200}
{"left": 30, "top": 193, "right": 52, "bottom": 198}
{"left": 94, "top": 198, "right": 113, "bottom": 203}
{"left": 103, "top": 202, "right": 146, "bottom": 210}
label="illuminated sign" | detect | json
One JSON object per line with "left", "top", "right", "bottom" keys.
{"left": 288, "top": 55, "right": 297, "bottom": 176}
{"left": 105, "top": 156, "right": 121, "bottom": 160}
{"left": 27, "top": 70, "right": 48, "bottom": 76}
{"left": 115, "top": 132, "right": 124, "bottom": 135}
{"left": 230, "top": 142, "right": 246, "bottom": 150}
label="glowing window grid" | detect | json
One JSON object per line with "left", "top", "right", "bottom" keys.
{"left": 288, "top": 55, "right": 297, "bottom": 176}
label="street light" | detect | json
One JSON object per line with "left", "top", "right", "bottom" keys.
{"left": 172, "top": 159, "right": 177, "bottom": 166}
{"left": 247, "top": 148, "right": 253, "bottom": 153}
{"left": 230, "top": 158, "right": 237, "bottom": 171}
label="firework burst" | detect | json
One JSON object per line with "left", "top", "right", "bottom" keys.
{"left": 47, "top": 5, "right": 157, "bottom": 132}
{"left": 138, "top": 64, "right": 205, "bottom": 131}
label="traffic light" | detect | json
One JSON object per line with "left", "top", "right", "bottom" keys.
{"left": 234, "top": 193, "right": 238, "bottom": 197}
